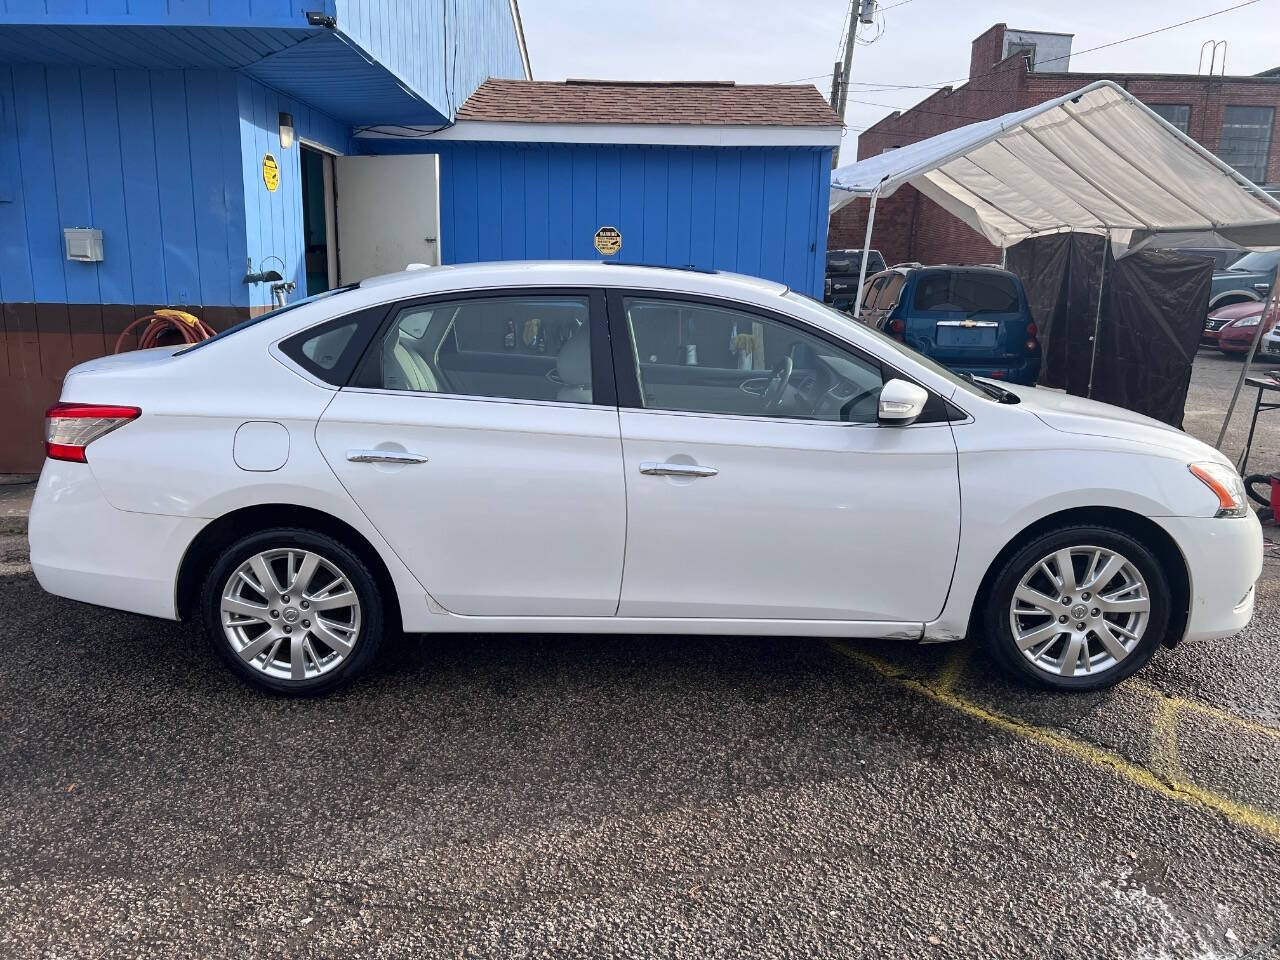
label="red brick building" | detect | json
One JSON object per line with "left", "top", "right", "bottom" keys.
{"left": 829, "top": 23, "right": 1280, "bottom": 266}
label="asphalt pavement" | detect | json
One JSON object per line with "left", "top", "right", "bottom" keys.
{"left": 1, "top": 351, "right": 1279, "bottom": 959}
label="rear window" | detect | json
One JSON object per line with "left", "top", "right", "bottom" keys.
{"left": 175, "top": 285, "right": 358, "bottom": 356}
{"left": 913, "top": 272, "right": 1019, "bottom": 314}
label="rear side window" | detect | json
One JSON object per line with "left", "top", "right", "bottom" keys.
{"left": 913, "top": 272, "right": 1020, "bottom": 314}
{"left": 876, "top": 274, "right": 906, "bottom": 310}
{"left": 360, "top": 294, "right": 595, "bottom": 404}
{"left": 279, "top": 306, "right": 386, "bottom": 385}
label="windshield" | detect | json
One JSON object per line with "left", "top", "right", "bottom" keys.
{"left": 784, "top": 291, "right": 991, "bottom": 401}
{"left": 1226, "top": 250, "right": 1280, "bottom": 273}
{"left": 175, "top": 285, "right": 358, "bottom": 355}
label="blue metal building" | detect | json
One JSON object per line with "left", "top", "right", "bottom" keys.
{"left": 0, "top": 0, "right": 529, "bottom": 467}
{"left": 0, "top": 7, "right": 839, "bottom": 470}
{"left": 357, "top": 79, "right": 841, "bottom": 296}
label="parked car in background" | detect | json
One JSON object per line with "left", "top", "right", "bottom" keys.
{"left": 1207, "top": 249, "right": 1280, "bottom": 312}
{"left": 824, "top": 248, "right": 886, "bottom": 304}
{"left": 1216, "top": 303, "right": 1280, "bottom": 358}
{"left": 857, "top": 265, "right": 1042, "bottom": 385}
{"left": 1263, "top": 321, "right": 1280, "bottom": 359}
{"left": 28, "top": 262, "right": 1260, "bottom": 696}
{"left": 1203, "top": 299, "right": 1263, "bottom": 347}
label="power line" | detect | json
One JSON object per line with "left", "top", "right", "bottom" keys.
{"left": 782, "top": 0, "right": 1262, "bottom": 98}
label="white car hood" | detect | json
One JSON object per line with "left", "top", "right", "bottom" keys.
{"left": 992, "top": 381, "right": 1230, "bottom": 466}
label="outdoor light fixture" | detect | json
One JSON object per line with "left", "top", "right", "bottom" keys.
{"left": 278, "top": 113, "right": 295, "bottom": 149}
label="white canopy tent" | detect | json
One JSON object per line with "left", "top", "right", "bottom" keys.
{"left": 828, "top": 79, "right": 1280, "bottom": 453}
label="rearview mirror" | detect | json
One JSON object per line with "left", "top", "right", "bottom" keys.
{"left": 877, "top": 379, "right": 928, "bottom": 427}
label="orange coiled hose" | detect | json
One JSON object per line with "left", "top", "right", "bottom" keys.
{"left": 113, "top": 309, "right": 217, "bottom": 353}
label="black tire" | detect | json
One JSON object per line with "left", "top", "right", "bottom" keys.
{"left": 982, "top": 525, "right": 1171, "bottom": 692}
{"left": 200, "top": 527, "right": 384, "bottom": 696}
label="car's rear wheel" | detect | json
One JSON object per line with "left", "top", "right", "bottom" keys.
{"left": 983, "top": 526, "right": 1170, "bottom": 691}
{"left": 200, "top": 528, "right": 384, "bottom": 696}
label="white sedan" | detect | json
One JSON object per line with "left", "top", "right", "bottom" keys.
{"left": 29, "top": 263, "right": 1261, "bottom": 695}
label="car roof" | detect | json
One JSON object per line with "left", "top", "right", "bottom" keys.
{"left": 357, "top": 261, "right": 790, "bottom": 300}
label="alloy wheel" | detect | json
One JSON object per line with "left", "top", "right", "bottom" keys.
{"left": 220, "top": 548, "right": 362, "bottom": 682}
{"left": 1007, "top": 545, "right": 1151, "bottom": 679}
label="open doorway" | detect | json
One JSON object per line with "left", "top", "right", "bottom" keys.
{"left": 300, "top": 143, "right": 338, "bottom": 295}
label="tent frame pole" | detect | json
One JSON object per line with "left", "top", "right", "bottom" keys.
{"left": 1086, "top": 231, "right": 1110, "bottom": 399}
{"left": 1216, "top": 261, "right": 1280, "bottom": 454}
{"left": 854, "top": 186, "right": 880, "bottom": 319}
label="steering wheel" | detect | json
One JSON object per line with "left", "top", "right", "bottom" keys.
{"left": 760, "top": 356, "right": 793, "bottom": 412}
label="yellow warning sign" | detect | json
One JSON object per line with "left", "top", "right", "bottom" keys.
{"left": 262, "top": 153, "right": 280, "bottom": 193}
{"left": 594, "top": 225, "right": 621, "bottom": 256}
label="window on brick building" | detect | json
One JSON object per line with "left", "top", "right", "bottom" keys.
{"left": 1149, "top": 104, "right": 1190, "bottom": 135}
{"left": 1006, "top": 41, "right": 1037, "bottom": 70}
{"left": 1219, "top": 106, "right": 1275, "bottom": 184}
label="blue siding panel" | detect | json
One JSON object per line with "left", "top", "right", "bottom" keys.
{"left": 150, "top": 70, "right": 200, "bottom": 305}
{"left": 333, "top": 0, "right": 524, "bottom": 120}
{"left": 521, "top": 147, "right": 548, "bottom": 260}
{"left": 0, "top": 64, "right": 347, "bottom": 310}
{"left": 688, "top": 152, "right": 716, "bottom": 274}
{"left": 45, "top": 67, "right": 97, "bottom": 303}
{"left": 0, "top": 65, "right": 34, "bottom": 303}
{"left": 546, "top": 145, "right": 572, "bottom": 260}
{"left": 425, "top": 141, "right": 829, "bottom": 297}
{"left": 80, "top": 68, "right": 135, "bottom": 304}
{"left": 640, "top": 150, "right": 668, "bottom": 268}
{"left": 11, "top": 65, "right": 63, "bottom": 303}
{"left": 115, "top": 69, "right": 168, "bottom": 304}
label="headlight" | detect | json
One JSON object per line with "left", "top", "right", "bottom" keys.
{"left": 1234, "top": 315, "right": 1261, "bottom": 328}
{"left": 1189, "top": 462, "right": 1248, "bottom": 518}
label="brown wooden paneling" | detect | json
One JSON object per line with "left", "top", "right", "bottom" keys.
{"left": 0, "top": 374, "right": 59, "bottom": 474}
{"left": 33, "top": 302, "right": 75, "bottom": 381}
{"left": 67, "top": 303, "right": 108, "bottom": 366}
{"left": 1, "top": 300, "right": 249, "bottom": 472}
{"left": 5, "top": 302, "right": 39, "bottom": 381}
{"left": 101, "top": 304, "right": 139, "bottom": 355}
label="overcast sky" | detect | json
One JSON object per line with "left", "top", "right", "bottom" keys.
{"left": 518, "top": 0, "right": 1277, "bottom": 155}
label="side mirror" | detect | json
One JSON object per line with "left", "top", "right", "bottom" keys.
{"left": 877, "top": 378, "right": 929, "bottom": 427}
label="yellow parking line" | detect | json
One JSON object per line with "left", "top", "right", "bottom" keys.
{"left": 827, "top": 641, "right": 1280, "bottom": 843}
{"left": 932, "top": 644, "right": 970, "bottom": 694}
{"left": 1147, "top": 696, "right": 1183, "bottom": 782}
{"left": 1129, "top": 679, "right": 1280, "bottom": 743}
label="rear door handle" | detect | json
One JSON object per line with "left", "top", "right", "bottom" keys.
{"left": 639, "top": 461, "right": 718, "bottom": 478}
{"left": 346, "top": 449, "right": 429, "bottom": 464}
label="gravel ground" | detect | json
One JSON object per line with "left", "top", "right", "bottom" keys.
{"left": 1, "top": 351, "right": 1278, "bottom": 959}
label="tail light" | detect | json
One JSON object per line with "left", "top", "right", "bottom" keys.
{"left": 1026, "top": 321, "right": 1038, "bottom": 337}
{"left": 1026, "top": 338, "right": 1039, "bottom": 352}
{"left": 889, "top": 318, "right": 905, "bottom": 337}
{"left": 44, "top": 403, "right": 140, "bottom": 463}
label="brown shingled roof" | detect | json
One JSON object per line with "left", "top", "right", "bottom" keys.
{"left": 457, "top": 79, "right": 843, "bottom": 127}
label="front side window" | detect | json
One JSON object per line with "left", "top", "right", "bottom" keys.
{"left": 1220, "top": 106, "right": 1275, "bottom": 183}
{"left": 368, "top": 295, "right": 593, "bottom": 404}
{"left": 622, "top": 297, "right": 885, "bottom": 423}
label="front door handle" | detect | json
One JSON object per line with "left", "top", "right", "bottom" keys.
{"left": 347, "top": 449, "right": 429, "bottom": 464}
{"left": 639, "top": 461, "right": 718, "bottom": 478}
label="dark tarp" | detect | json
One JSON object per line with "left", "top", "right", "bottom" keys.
{"left": 1006, "top": 234, "right": 1211, "bottom": 427}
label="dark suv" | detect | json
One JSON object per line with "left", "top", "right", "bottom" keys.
{"left": 858, "top": 265, "right": 1041, "bottom": 385}
{"left": 824, "top": 249, "right": 887, "bottom": 311}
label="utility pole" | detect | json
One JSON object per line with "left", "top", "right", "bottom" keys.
{"left": 830, "top": 0, "right": 875, "bottom": 168}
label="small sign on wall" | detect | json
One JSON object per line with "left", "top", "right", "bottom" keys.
{"left": 262, "top": 153, "right": 280, "bottom": 192}
{"left": 594, "top": 226, "right": 621, "bottom": 256}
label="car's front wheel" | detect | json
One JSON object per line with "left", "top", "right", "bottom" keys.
{"left": 983, "top": 526, "right": 1171, "bottom": 691}
{"left": 200, "top": 528, "right": 384, "bottom": 696}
